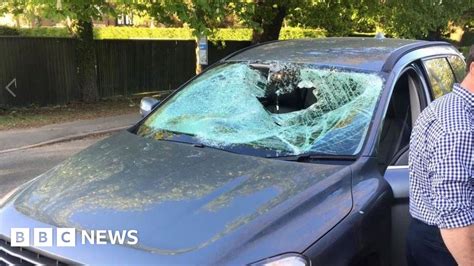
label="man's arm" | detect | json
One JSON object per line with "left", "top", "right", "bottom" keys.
{"left": 430, "top": 130, "right": 473, "bottom": 264}
{"left": 440, "top": 225, "right": 474, "bottom": 266}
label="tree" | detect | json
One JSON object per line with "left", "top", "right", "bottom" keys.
{"left": 289, "top": 0, "right": 380, "bottom": 36}
{"left": 378, "top": 0, "right": 473, "bottom": 40}
{"left": 231, "top": 0, "right": 308, "bottom": 43}
{"left": 52, "top": 0, "right": 120, "bottom": 102}
{"left": 248, "top": 0, "right": 293, "bottom": 43}
{"left": 234, "top": 0, "right": 379, "bottom": 42}
{"left": 288, "top": 0, "right": 473, "bottom": 40}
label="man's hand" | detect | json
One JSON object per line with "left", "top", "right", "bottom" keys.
{"left": 440, "top": 224, "right": 474, "bottom": 266}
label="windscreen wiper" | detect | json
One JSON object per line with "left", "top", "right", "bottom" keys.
{"left": 269, "top": 152, "right": 357, "bottom": 161}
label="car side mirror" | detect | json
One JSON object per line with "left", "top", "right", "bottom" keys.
{"left": 140, "top": 97, "right": 160, "bottom": 117}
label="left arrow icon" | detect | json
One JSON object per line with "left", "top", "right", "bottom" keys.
{"left": 5, "top": 78, "right": 17, "bottom": 97}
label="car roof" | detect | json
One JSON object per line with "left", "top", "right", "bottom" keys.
{"left": 225, "top": 37, "right": 450, "bottom": 72}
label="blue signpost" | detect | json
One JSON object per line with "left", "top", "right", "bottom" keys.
{"left": 198, "top": 36, "right": 208, "bottom": 66}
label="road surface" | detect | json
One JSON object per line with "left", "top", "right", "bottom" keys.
{"left": 0, "top": 135, "right": 108, "bottom": 198}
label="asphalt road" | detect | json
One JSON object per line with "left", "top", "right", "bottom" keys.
{"left": 0, "top": 135, "right": 108, "bottom": 198}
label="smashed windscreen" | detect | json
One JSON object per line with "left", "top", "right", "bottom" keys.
{"left": 137, "top": 62, "right": 384, "bottom": 157}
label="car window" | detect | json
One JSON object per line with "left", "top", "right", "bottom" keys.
{"left": 137, "top": 62, "right": 384, "bottom": 157}
{"left": 423, "top": 57, "right": 455, "bottom": 99}
{"left": 447, "top": 55, "right": 466, "bottom": 82}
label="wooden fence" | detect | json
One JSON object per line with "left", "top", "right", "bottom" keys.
{"left": 0, "top": 37, "right": 251, "bottom": 106}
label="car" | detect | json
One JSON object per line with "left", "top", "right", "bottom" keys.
{"left": 0, "top": 37, "right": 466, "bottom": 266}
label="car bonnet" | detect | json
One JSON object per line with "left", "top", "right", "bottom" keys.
{"left": 3, "top": 131, "right": 352, "bottom": 263}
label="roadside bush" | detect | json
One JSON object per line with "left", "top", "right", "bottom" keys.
{"left": 459, "top": 30, "right": 473, "bottom": 47}
{"left": 0, "top": 26, "right": 19, "bottom": 36}
{"left": 458, "top": 46, "right": 470, "bottom": 58}
{"left": 16, "top": 26, "right": 326, "bottom": 40}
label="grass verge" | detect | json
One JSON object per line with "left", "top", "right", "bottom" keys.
{"left": 0, "top": 92, "right": 169, "bottom": 131}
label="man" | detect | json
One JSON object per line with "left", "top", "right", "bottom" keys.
{"left": 407, "top": 45, "right": 473, "bottom": 266}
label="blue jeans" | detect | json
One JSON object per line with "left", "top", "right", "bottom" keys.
{"left": 406, "top": 218, "right": 456, "bottom": 266}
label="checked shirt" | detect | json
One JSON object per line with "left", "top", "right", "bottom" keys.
{"left": 409, "top": 83, "right": 473, "bottom": 229}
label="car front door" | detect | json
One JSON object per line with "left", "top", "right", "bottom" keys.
{"left": 380, "top": 63, "right": 428, "bottom": 266}
{"left": 382, "top": 54, "right": 463, "bottom": 266}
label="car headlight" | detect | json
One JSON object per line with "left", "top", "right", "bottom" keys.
{"left": 250, "top": 253, "right": 310, "bottom": 266}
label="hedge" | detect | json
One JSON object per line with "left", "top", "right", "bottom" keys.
{"left": 0, "top": 26, "right": 19, "bottom": 36}
{"left": 5, "top": 26, "right": 326, "bottom": 40}
{"left": 95, "top": 27, "right": 195, "bottom": 39}
{"left": 18, "top": 27, "right": 70, "bottom": 37}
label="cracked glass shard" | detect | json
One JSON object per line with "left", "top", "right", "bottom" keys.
{"left": 139, "top": 62, "right": 384, "bottom": 156}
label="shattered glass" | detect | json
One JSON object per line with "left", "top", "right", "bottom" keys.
{"left": 138, "top": 62, "right": 383, "bottom": 156}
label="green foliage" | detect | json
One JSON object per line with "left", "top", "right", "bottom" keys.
{"left": 142, "top": 1, "right": 323, "bottom": 42}
{"left": 0, "top": 0, "right": 31, "bottom": 18}
{"left": 0, "top": 26, "right": 20, "bottom": 36}
{"left": 380, "top": 0, "right": 474, "bottom": 39}
{"left": 16, "top": 26, "right": 326, "bottom": 40}
{"left": 2, "top": 0, "right": 471, "bottom": 42}
{"left": 288, "top": 0, "right": 473, "bottom": 40}
{"left": 290, "top": 0, "right": 379, "bottom": 36}
{"left": 133, "top": 1, "right": 326, "bottom": 42}
{"left": 0, "top": 0, "right": 131, "bottom": 26}
{"left": 0, "top": 0, "right": 47, "bottom": 28}
{"left": 44, "top": 0, "right": 118, "bottom": 21}
{"left": 145, "top": 0, "right": 231, "bottom": 37}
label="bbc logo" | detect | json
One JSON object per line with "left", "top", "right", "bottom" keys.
{"left": 11, "top": 228, "right": 76, "bottom": 247}
{"left": 11, "top": 228, "right": 139, "bottom": 247}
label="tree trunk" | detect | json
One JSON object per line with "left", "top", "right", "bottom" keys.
{"left": 251, "top": 1, "right": 288, "bottom": 44}
{"left": 15, "top": 16, "right": 21, "bottom": 28}
{"left": 73, "top": 19, "right": 99, "bottom": 102}
{"left": 195, "top": 41, "right": 203, "bottom": 74}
